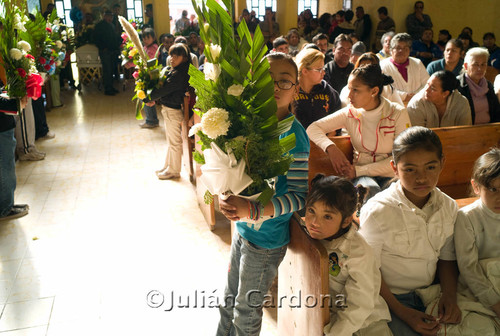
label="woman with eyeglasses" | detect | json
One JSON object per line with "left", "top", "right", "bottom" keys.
{"left": 293, "top": 48, "right": 341, "bottom": 130}
{"left": 307, "top": 64, "right": 411, "bottom": 200}
{"left": 380, "top": 33, "right": 430, "bottom": 105}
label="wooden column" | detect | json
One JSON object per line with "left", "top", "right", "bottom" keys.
{"left": 150, "top": 0, "right": 170, "bottom": 34}
{"left": 276, "top": 0, "right": 298, "bottom": 36}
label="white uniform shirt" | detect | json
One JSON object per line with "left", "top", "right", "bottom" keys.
{"left": 380, "top": 56, "right": 430, "bottom": 101}
{"left": 306, "top": 97, "right": 411, "bottom": 178}
{"left": 455, "top": 199, "right": 500, "bottom": 307}
{"left": 300, "top": 222, "right": 391, "bottom": 336}
{"left": 359, "top": 181, "right": 458, "bottom": 295}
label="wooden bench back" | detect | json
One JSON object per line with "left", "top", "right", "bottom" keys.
{"left": 278, "top": 214, "right": 330, "bottom": 335}
{"left": 308, "top": 123, "right": 500, "bottom": 199}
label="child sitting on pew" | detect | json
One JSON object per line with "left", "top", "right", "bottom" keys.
{"left": 455, "top": 148, "right": 500, "bottom": 319}
{"left": 301, "top": 174, "right": 393, "bottom": 336}
{"left": 359, "top": 126, "right": 462, "bottom": 336}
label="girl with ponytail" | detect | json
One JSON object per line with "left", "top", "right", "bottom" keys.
{"left": 307, "top": 64, "right": 412, "bottom": 200}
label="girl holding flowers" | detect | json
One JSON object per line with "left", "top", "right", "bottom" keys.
{"left": 217, "top": 53, "right": 310, "bottom": 336}
{"left": 142, "top": 43, "right": 191, "bottom": 180}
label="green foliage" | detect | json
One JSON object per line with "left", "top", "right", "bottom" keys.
{"left": 190, "top": 0, "right": 296, "bottom": 206}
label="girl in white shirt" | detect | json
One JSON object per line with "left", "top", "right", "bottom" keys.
{"left": 360, "top": 126, "right": 462, "bottom": 336}
{"left": 302, "top": 174, "right": 392, "bottom": 336}
{"left": 307, "top": 64, "right": 411, "bottom": 200}
{"left": 455, "top": 148, "right": 500, "bottom": 318}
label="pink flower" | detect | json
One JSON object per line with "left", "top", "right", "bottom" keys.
{"left": 25, "top": 54, "right": 35, "bottom": 60}
{"left": 132, "top": 22, "right": 137, "bottom": 28}
{"left": 121, "top": 33, "right": 128, "bottom": 40}
{"left": 17, "top": 68, "right": 27, "bottom": 78}
{"left": 132, "top": 71, "right": 139, "bottom": 79}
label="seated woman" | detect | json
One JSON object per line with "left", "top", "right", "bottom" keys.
{"left": 457, "top": 47, "right": 500, "bottom": 124}
{"left": 340, "top": 52, "right": 403, "bottom": 107}
{"left": 380, "top": 33, "right": 430, "bottom": 105}
{"left": 377, "top": 31, "right": 395, "bottom": 60}
{"left": 286, "top": 28, "right": 307, "bottom": 54}
{"left": 307, "top": 64, "right": 411, "bottom": 200}
{"left": 293, "top": 48, "right": 341, "bottom": 130}
{"left": 427, "top": 39, "right": 464, "bottom": 76}
{"left": 407, "top": 70, "right": 472, "bottom": 127}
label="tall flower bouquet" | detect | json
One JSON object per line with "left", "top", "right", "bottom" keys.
{"left": 0, "top": 0, "right": 43, "bottom": 101}
{"left": 188, "top": 0, "right": 296, "bottom": 206}
{"left": 120, "top": 33, "right": 140, "bottom": 68}
{"left": 118, "top": 16, "right": 167, "bottom": 119}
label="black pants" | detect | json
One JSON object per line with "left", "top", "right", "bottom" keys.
{"left": 99, "top": 50, "right": 116, "bottom": 93}
{"left": 32, "top": 95, "right": 49, "bottom": 139}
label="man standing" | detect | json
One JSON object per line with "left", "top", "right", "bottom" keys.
{"left": 0, "top": 89, "right": 29, "bottom": 221}
{"left": 375, "top": 7, "right": 395, "bottom": 51}
{"left": 259, "top": 7, "right": 279, "bottom": 49}
{"left": 93, "top": 10, "right": 120, "bottom": 96}
{"left": 323, "top": 34, "right": 354, "bottom": 94}
{"left": 354, "top": 6, "right": 371, "bottom": 51}
{"left": 406, "top": 1, "right": 432, "bottom": 40}
{"left": 175, "top": 10, "right": 190, "bottom": 34}
{"left": 144, "top": 4, "right": 154, "bottom": 29}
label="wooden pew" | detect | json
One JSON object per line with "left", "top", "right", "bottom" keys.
{"left": 181, "top": 95, "right": 194, "bottom": 183}
{"left": 308, "top": 123, "right": 500, "bottom": 199}
{"left": 277, "top": 213, "right": 330, "bottom": 336}
{"left": 278, "top": 196, "right": 480, "bottom": 335}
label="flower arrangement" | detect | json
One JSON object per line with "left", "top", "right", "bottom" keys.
{"left": 118, "top": 16, "right": 167, "bottom": 119}
{"left": 188, "top": 0, "right": 296, "bottom": 206}
{"left": 120, "top": 33, "right": 140, "bottom": 68}
{"left": 0, "top": 0, "right": 43, "bottom": 100}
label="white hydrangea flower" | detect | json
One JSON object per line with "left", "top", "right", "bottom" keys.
{"left": 9, "top": 48, "right": 23, "bottom": 60}
{"left": 204, "top": 62, "right": 221, "bottom": 82}
{"left": 55, "top": 40, "right": 63, "bottom": 49}
{"left": 17, "top": 41, "right": 31, "bottom": 52}
{"left": 209, "top": 44, "right": 221, "bottom": 61}
{"left": 201, "top": 108, "right": 231, "bottom": 139}
{"left": 227, "top": 84, "right": 244, "bottom": 96}
{"left": 188, "top": 123, "right": 203, "bottom": 137}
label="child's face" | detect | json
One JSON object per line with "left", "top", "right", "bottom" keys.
{"left": 163, "top": 37, "right": 174, "bottom": 50}
{"left": 275, "top": 44, "right": 289, "bottom": 54}
{"left": 143, "top": 35, "right": 154, "bottom": 47}
{"left": 391, "top": 149, "right": 444, "bottom": 208}
{"left": 472, "top": 177, "right": 500, "bottom": 214}
{"left": 305, "top": 201, "right": 351, "bottom": 239}
{"left": 170, "top": 54, "right": 186, "bottom": 68}
{"left": 269, "top": 59, "right": 298, "bottom": 112}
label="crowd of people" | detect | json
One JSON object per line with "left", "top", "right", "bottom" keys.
{"left": 2, "top": 2, "right": 500, "bottom": 336}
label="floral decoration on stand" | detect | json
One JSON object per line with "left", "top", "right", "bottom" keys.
{"left": 188, "top": 0, "right": 296, "bottom": 207}
{"left": 0, "top": 0, "right": 43, "bottom": 103}
{"left": 118, "top": 16, "right": 167, "bottom": 119}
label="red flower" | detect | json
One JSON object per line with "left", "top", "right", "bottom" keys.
{"left": 46, "top": 27, "right": 52, "bottom": 33}
{"left": 25, "top": 54, "right": 35, "bottom": 60}
{"left": 39, "top": 57, "right": 47, "bottom": 64}
{"left": 128, "top": 55, "right": 133, "bottom": 59}
{"left": 49, "top": 59, "right": 55, "bottom": 65}
{"left": 132, "top": 22, "right": 137, "bottom": 28}
{"left": 44, "top": 64, "right": 51, "bottom": 71}
{"left": 26, "top": 74, "right": 44, "bottom": 100}
{"left": 17, "top": 68, "right": 27, "bottom": 78}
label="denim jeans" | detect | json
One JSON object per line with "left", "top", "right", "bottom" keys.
{"left": 353, "top": 176, "right": 392, "bottom": 201}
{"left": 144, "top": 105, "right": 159, "bottom": 126}
{"left": 0, "top": 129, "right": 17, "bottom": 217}
{"left": 388, "top": 292, "right": 426, "bottom": 336}
{"left": 216, "top": 233, "right": 287, "bottom": 336}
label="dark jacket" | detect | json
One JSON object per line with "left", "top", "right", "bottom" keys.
{"left": 0, "top": 83, "right": 18, "bottom": 132}
{"left": 93, "top": 19, "right": 121, "bottom": 51}
{"left": 323, "top": 60, "right": 354, "bottom": 94}
{"left": 293, "top": 79, "right": 341, "bottom": 130}
{"left": 144, "top": 61, "right": 190, "bottom": 109}
{"left": 456, "top": 73, "right": 500, "bottom": 124}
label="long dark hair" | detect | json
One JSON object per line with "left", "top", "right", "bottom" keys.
{"left": 350, "top": 64, "right": 394, "bottom": 97}
{"left": 392, "top": 126, "right": 443, "bottom": 165}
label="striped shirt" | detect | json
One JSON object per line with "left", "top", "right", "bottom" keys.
{"left": 237, "top": 116, "right": 310, "bottom": 249}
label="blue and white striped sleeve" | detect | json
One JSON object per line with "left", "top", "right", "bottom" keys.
{"left": 271, "top": 151, "right": 309, "bottom": 218}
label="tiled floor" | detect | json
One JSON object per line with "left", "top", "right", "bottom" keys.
{"left": 1, "top": 83, "right": 278, "bottom": 335}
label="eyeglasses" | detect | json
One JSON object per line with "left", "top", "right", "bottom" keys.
{"left": 274, "top": 80, "right": 296, "bottom": 90}
{"left": 392, "top": 46, "right": 410, "bottom": 52}
{"left": 308, "top": 68, "right": 325, "bottom": 73}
